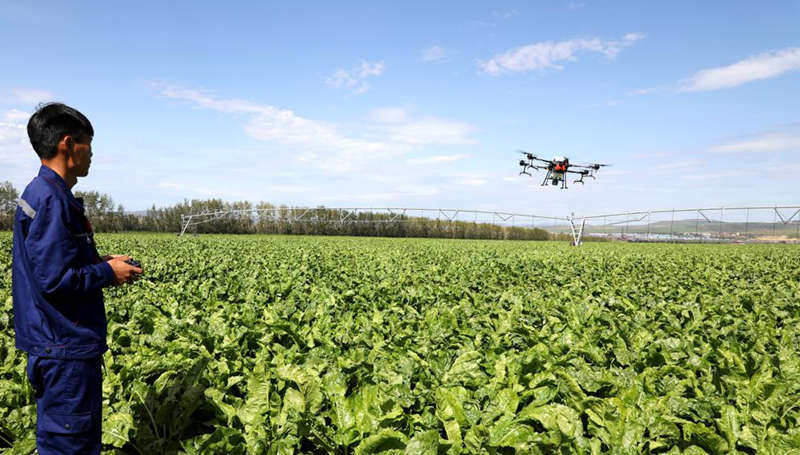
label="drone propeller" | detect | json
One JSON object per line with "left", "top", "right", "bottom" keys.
{"left": 573, "top": 163, "right": 611, "bottom": 171}
{"left": 517, "top": 150, "right": 536, "bottom": 160}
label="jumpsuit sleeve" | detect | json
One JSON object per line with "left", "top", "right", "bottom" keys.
{"left": 24, "top": 195, "right": 116, "bottom": 298}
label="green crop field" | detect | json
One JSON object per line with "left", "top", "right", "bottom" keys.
{"left": 1, "top": 233, "right": 800, "bottom": 454}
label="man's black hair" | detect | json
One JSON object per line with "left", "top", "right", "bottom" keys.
{"left": 27, "top": 103, "right": 94, "bottom": 160}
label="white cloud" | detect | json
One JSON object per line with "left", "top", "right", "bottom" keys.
{"left": 157, "top": 86, "right": 476, "bottom": 173}
{"left": 680, "top": 47, "right": 800, "bottom": 92}
{"left": 371, "top": 107, "right": 476, "bottom": 145}
{"left": 407, "top": 154, "right": 467, "bottom": 165}
{"left": 5, "top": 109, "right": 29, "bottom": 122}
{"left": 421, "top": 45, "right": 447, "bottom": 63}
{"left": 458, "top": 178, "right": 488, "bottom": 186}
{"left": 479, "top": 33, "right": 643, "bottom": 75}
{"left": 0, "top": 109, "right": 32, "bottom": 165}
{"left": 0, "top": 109, "right": 38, "bottom": 191}
{"left": 369, "top": 107, "right": 408, "bottom": 123}
{"left": 710, "top": 132, "right": 800, "bottom": 153}
{"left": 159, "top": 84, "right": 402, "bottom": 172}
{"left": 325, "top": 61, "right": 385, "bottom": 94}
{"left": 9, "top": 88, "right": 53, "bottom": 105}
{"left": 158, "top": 85, "right": 268, "bottom": 113}
{"left": 381, "top": 118, "right": 476, "bottom": 145}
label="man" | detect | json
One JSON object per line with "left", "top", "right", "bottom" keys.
{"left": 12, "top": 102, "right": 141, "bottom": 454}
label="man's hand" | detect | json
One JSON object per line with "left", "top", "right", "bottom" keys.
{"left": 107, "top": 256, "right": 142, "bottom": 284}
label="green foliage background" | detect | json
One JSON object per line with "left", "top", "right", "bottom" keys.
{"left": 1, "top": 233, "right": 799, "bottom": 454}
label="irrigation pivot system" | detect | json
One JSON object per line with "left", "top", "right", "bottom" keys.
{"left": 179, "top": 205, "right": 800, "bottom": 244}
{"left": 571, "top": 206, "right": 800, "bottom": 244}
{"left": 180, "top": 207, "right": 564, "bottom": 236}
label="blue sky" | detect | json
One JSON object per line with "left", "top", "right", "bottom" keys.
{"left": 1, "top": 1, "right": 799, "bottom": 216}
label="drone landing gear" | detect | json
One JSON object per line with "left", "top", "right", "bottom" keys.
{"left": 540, "top": 169, "right": 552, "bottom": 187}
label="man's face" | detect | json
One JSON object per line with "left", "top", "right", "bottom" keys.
{"left": 67, "top": 134, "right": 93, "bottom": 177}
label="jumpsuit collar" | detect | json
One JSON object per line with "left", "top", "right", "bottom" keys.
{"left": 38, "top": 165, "right": 84, "bottom": 211}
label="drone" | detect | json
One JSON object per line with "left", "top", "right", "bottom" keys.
{"left": 518, "top": 151, "right": 609, "bottom": 189}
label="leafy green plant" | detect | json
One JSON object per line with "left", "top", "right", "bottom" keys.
{"left": 1, "top": 233, "right": 799, "bottom": 453}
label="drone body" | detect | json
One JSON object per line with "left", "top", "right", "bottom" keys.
{"left": 518, "top": 151, "right": 608, "bottom": 189}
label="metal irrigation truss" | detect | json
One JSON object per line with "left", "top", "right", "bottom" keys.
{"left": 179, "top": 207, "right": 566, "bottom": 235}
{"left": 179, "top": 205, "right": 800, "bottom": 244}
{"left": 571, "top": 205, "right": 800, "bottom": 244}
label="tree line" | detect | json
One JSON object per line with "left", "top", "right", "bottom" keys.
{"left": 0, "top": 181, "right": 553, "bottom": 240}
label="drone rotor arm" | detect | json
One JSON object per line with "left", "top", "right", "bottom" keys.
{"left": 572, "top": 163, "right": 610, "bottom": 170}
{"left": 531, "top": 156, "right": 554, "bottom": 165}
{"left": 520, "top": 161, "right": 548, "bottom": 170}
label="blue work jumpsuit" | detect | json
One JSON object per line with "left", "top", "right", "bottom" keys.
{"left": 12, "top": 165, "right": 116, "bottom": 454}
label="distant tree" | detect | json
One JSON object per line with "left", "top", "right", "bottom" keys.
{"left": 74, "top": 190, "right": 115, "bottom": 217}
{"left": 0, "top": 181, "right": 18, "bottom": 212}
{"left": 0, "top": 181, "right": 19, "bottom": 230}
